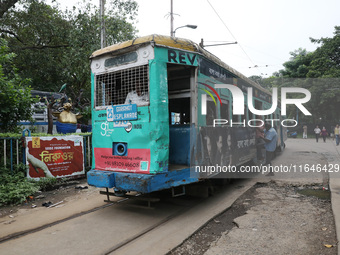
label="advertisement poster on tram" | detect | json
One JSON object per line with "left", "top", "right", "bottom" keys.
{"left": 25, "top": 135, "right": 85, "bottom": 179}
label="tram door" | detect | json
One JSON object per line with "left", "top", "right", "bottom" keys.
{"left": 167, "top": 64, "right": 196, "bottom": 167}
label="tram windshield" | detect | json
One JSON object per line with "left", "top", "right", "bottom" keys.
{"left": 95, "top": 64, "right": 149, "bottom": 107}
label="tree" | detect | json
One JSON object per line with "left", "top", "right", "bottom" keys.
{"left": 0, "top": 39, "right": 36, "bottom": 132}
{"left": 0, "top": 0, "right": 19, "bottom": 18}
{"left": 278, "top": 48, "right": 313, "bottom": 78}
{"left": 267, "top": 27, "right": 340, "bottom": 124}
{"left": 1, "top": 1, "right": 72, "bottom": 92}
{"left": 0, "top": 0, "right": 138, "bottom": 112}
{"left": 308, "top": 26, "right": 340, "bottom": 78}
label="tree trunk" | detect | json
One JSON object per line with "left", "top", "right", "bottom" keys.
{"left": 47, "top": 101, "right": 54, "bottom": 134}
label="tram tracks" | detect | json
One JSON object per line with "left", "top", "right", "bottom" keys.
{"left": 102, "top": 204, "right": 192, "bottom": 255}
{"left": 0, "top": 197, "right": 127, "bottom": 244}
{"left": 0, "top": 180, "right": 254, "bottom": 255}
{"left": 0, "top": 192, "right": 194, "bottom": 254}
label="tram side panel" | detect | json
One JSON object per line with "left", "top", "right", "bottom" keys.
{"left": 148, "top": 59, "right": 170, "bottom": 172}
{"left": 192, "top": 64, "right": 257, "bottom": 177}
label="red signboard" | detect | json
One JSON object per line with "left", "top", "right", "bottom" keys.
{"left": 94, "top": 148, "right": 150, "bottom": 174}
{"left": 25, "top": 136, "right": 85, "bottom": 179}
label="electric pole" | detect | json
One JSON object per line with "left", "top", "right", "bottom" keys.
{"left": 100, "top": 0, "right": 106, "bottom": 48}
{"left": 170, "top": 0, "right": 174, "bottom": 37}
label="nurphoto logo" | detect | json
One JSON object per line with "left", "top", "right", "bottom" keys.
{"left": 200, "top": 84, "right": 312, "bottom": 127}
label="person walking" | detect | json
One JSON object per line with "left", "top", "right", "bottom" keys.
{"left": 321, "top": 126, "right": 328, "bottom": 143}
{"left": 303, "top": 125, "right": 308, "bottom": 139}
{"left": 314, "top": 125, "right": 321, "bottom": 142}
{"left": 263, "top": 122, "right": 277, "bottom": 176}
{"left": 334, "top": 124, "right": 340, "bottom": 146}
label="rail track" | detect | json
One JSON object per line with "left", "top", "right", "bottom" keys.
{"left": 0, "top": 186, "right": 221, "bottom": 255}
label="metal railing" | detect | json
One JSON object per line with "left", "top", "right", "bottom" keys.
{"left": 0, "top": 133, "right": 92, "bottom": 174}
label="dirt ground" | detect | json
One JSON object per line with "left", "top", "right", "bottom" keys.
{"left": 0, "top": 178, "right": 337, "bottom": 255}
{"left": 170, "top": 181, "right": 337, "bottom": 255}
{"left": 0, "top": 177, "right": 94, "bottom": 219}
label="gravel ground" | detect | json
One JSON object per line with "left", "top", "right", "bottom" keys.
{"left": 0, "top": 178, "right": 93, "bottom": 218}
{"left": 170, "top": 181, "right": 337, "bottom": 255}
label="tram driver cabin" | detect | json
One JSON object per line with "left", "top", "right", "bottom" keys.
{"left": 87, "top": 35, "right": 286, "bottom": 195}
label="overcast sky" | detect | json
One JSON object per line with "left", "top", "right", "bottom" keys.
{"left": 135, "top": 0, "right": 340, "bottom": 77}
{"left": 57, "top": 0, "right": 340, "bottom": 77}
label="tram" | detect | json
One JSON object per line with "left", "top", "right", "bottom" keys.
{"left": 87, "top": 35, "right": 286, "bottom": 195}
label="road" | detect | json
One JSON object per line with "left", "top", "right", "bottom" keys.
{"left": 173, "top": 137, "right": 340, "bottom": 255}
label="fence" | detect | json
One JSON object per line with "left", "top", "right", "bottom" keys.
{"left": 0, "top": 133, "right": 92, "bottom": 174}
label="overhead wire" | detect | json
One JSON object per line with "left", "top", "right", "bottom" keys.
{"left": 206, "top": 0, "right": 265, "bottom": 76}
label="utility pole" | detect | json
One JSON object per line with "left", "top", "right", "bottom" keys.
{"left": 170, "top": 0, "right": 174, "bottom": 37}
{"left": 100, "top": 0, "right": 106, "bottom": 48}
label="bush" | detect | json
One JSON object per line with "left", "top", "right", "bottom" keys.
{"left": 0, "top": 164, "right": 65, "bottom": 206}
{"left": 36, "top": 177, "right": 59, "bottom": 191}
{"left": 0, "top": 165, "right": 39, "bottom": 205}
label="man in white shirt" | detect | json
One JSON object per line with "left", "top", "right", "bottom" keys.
{"left": 124, "top": 83, "right": 149, "bottom": 106}
{"left": 314, "top": 125, "right": 321, "bottom": 142}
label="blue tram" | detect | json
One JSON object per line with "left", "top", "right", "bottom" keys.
{"left": 87, "top": 35, "right": 286, "bottom": 195}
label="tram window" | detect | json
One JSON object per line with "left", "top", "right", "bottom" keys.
{"left": 206, "top": 100, "right": 217, "bottom": 126}
{"left": 248, "top": 107, "right": 253, "bottom": 120}
{"left": 254, "top": 99, "right": 262, "bottom": 119}
{"left": 167, "top": 64, "right": 191, "bottom": 91}
{"left": 232, "top": 105, "right": 240, "bottom": 123}
{"left": 241, "top": 104, "right": 247, "bottom": 122}
{"left": 169, "top": 98, "right": 190, "bottom": 125}
{"left": 95, "top": 64, "right": 149, "bottom": 107}
{"left": 220, "top": 101, "right": 229, "bottom": 120}
{"left": 167, "top": 64, "right": 193, "bottom": 125}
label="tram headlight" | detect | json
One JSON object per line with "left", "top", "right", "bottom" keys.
{"left": 113, "top": 142, "right": 128, "bottom": 156}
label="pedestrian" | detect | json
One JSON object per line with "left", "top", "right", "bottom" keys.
{"left": 314, "top": 125, "right": 321, "bottom": 142}
{"left": 320, "top": 126, "right": 328, "bottom": 143}
{"left": 303, "top": 125, "right": 308, "bottom": 139}
{"left": 263, "top": 122, "right": 277, "bottom": 176}
{"left": 256, "top": 121, "right": 265, "bottom": 161}
{"left": 334, "top": 124, "right": 340, "bottom": 146}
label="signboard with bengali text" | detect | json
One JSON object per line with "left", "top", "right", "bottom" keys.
{"left": 25, "top": 135, "right": 85, "bottom": 179}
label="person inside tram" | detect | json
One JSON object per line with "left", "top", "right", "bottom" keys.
{"left": 124, "top": 82, "right": 149, "bottom": 106}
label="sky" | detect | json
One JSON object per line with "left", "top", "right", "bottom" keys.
{"left": 56, "top": 0, "right": 340, "bottom": 77}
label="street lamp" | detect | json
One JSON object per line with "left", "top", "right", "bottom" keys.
{"left": 173, "top": 25, "right": 197, "bottom": 37}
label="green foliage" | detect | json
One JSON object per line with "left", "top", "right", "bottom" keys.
{"left": 0, "top": 176, "right": 39, "bottom": 206}
{"left": 0, "top": 39, "right": 37, "bottom": 132}
{"left": 0, "top": 0, "right": 138, "bottom": 120}
{"left": 78, "top": 105, "right": 91, "bottom": 125}
{"left": 279, "top": 48, "right": 313, "bottom": 78}
{"left": 0, "top": 164, "right": 39, "bottom": 206}
{"left": 308, "top": 26, "right": 340, "bottom": 78}
{"left": 36, "top": 177, "right": 59, "bottom": 191}
{"left": 0, "top": 132, "right": 91, "bottom": 138}
{"left": 0, "top": 163, "right": 70, "bottom": 205}
{"left": 0, "top": 0, "right": 18, "bottom": 18}
{"left": 264, "top": 26, "right": 340, "bottom": 124}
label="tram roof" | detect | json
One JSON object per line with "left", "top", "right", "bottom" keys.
{"left": 91, "top": 34, "right": 269, "bottom": 94}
